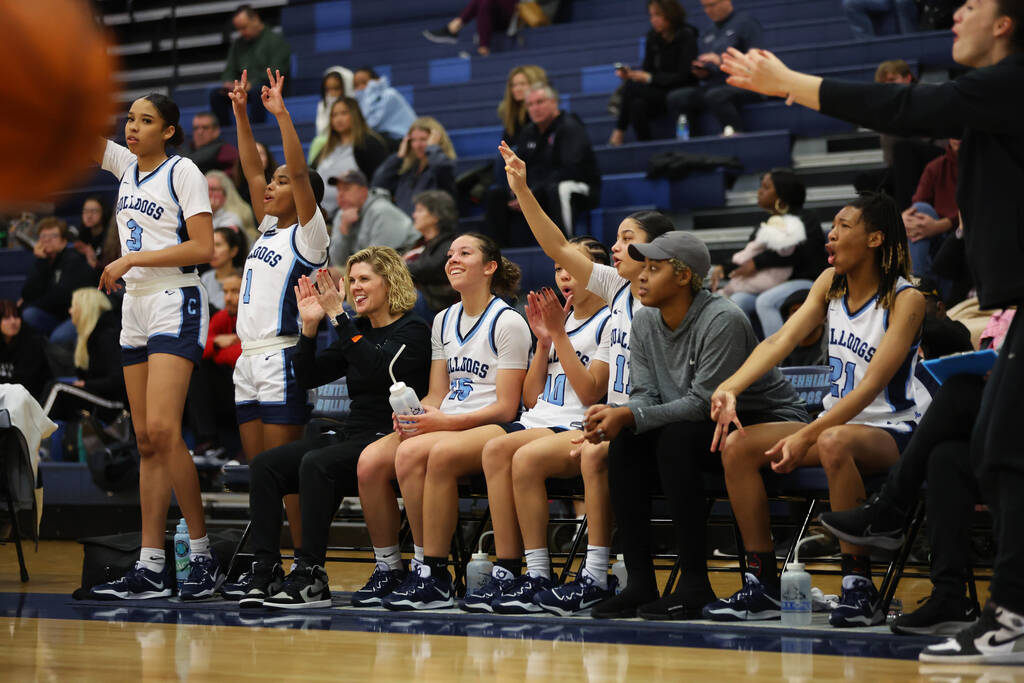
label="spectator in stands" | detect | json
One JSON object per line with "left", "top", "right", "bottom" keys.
{"left": 234, "top": 248, "right": 431, "bottom": 608}
{"left": 353, "top": 67, "right": 418, "bottom": 151}
{"left": 404, "top": 190, "right": 460, "bottom": 318}
{"left": 201, "top": 227, "right": 248, "bottom": 312}
{"left": 184, "top": 113, "right": 239, "bottom": 177}
{"left": 497, "top": 65, "right": 549, "bottom": 142}
{"left": 485, "top": 84, "right": 601, "bottom": 246}
{"left": 329, "top": 170, "right": 420, "bottom": 270}
{"left": 314, "top": 66, "right": 354, "bottom": 139}
{"left": 210, "top": 5, "right": 292, "bottom": 126}
{"left": 901, "top": 139, "right": 960, "bottom": 283}
{"left": 46, "top": 288, "right": 126, "bottom": 421}
{"left": 71, "top": 197, "right": 110, "bottom": 273}
{"left": 0, "top": 300, "right": 51, "bottom": 402}
{"left": 207, "top": 170, "right": 256, "bottom": 240}
{"left": 233, "top": 141, "right": 277, "bottom": 206}
{"left": 311, "top": 97, "right": 390, "bottom": 221}
{"left": 665, "top": 0, "right": 762, "bottom": 136}
{"left": 843, "top": 0, "right": 919, "bottom": 38}
{"left": 187, "top": 272, "right": 242, "bottom": 460}
{"left": 371, "top": 117, "right": 457, "bottom": 217}
{"left": 777, "top": 289, "right": 827, "bottom": 367}
{"left": 20, "top": 217, "right": 97, "bottom": 346}
{"left": 423, "top": 0, "right": 519, "bottom": 56}
{"left": 710, "top": 169, "right": 825, "bottom": 336}
{"left": 609, "top": 0, "right": 699, "bottom": 145}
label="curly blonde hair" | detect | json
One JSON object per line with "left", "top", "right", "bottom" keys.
{"left": 345, "top": 246, "right": 418, "bottom": 315}
{"left": 399, "top": 117, "right": 457, "bottom": 175}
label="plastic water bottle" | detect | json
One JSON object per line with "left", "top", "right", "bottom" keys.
{"left": 611, "top": 554, "right": 627, "bottom": 593}
{"left": 173, "top": 518, "right": 190, "bottom": 593}
{"left": 676, "top": 114, "right": 690, "bottom": 140}
{"left": 781, "top": 534, "right": 821, "bottom": 626}
{"left": 466, "top": 531, "right": 494, "bottom": 595}
{"left": 387, "top": 344, "right": 424, "bottom": 433}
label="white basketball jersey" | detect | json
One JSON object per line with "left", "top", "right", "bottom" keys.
{"left": 519, "top": 306, "right": 612, "bottom": 430}
{"left": 606, "top": 283, "right": 643, "bottom": 405}
{"left": 103, "top": 141, "right": 212, "bottom": 285}
{"left": 436, "top": 297, "right": 525, "bottom": 414}
{"left": 821, "top": 277, "right": 919, "bottom": 432}
{"left": 236, "top": 214, "right": 329, "bottom": 342}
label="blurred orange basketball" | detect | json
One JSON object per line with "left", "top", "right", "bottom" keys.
{"left": 1, "top": 0, "right": 117, "bottom": 202}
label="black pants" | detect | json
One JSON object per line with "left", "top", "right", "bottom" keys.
{"left": 616, "top": 81, "right": 670, "bottom": 141}
{"left": 666, "top": 84, "right": 759, "bottom": 133}
{"left": 973, "top": 306, "right": 1024, "bottom": 612}
{"left": 249, "top": 430, "right": 380, "bottom": 567}
{"left": 484, "top": 183, "right": 564, "bottom": 247}
{"left": 608, "top": 420, "right": 723, "bottom": 596}
{"left": 210, "top": 86, "right": 266, "bottom": 127}
{"left": 186, "top": 359, "right": 236, "bottom": 445}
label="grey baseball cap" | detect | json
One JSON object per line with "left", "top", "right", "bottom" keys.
{"left": 327, "top": 169, "right": 368, "bottom": 187}
{"left": 628, "top": 230, "right": 711, "bottom": 279}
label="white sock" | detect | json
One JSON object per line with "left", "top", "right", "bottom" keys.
{"left": 374, "top": 544, "right": 403, "bottom": 571}
{"left": 525, "top": 548, "right": 550, "bottom": 579}
{"left": 584, "top": 545, "right": 609, "bottom": 588}
{"left": 414, "top": 545, "right": 424, "bottom": 563}
{"left": 189, "top": 535, "right": 211, "bottom": 560}
{"left": 139, "top": 547, "right": 165, "bottom": 573}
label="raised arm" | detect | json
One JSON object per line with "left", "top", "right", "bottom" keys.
{"left": 262, "top": 69, "right": 318, "bottom": 226}
{"left": 499, "top": 140, "right": 595, "bottom": 286}
{"left": 230, "top": 70, "right": 268, "bottom": 223}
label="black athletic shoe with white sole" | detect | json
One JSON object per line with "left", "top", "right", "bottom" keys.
{"left": 263, "top": 564, "right": 332, "bottom": 609}
{"left": 892, "top": 592, "right": 980, "bottom": 636}
{"left": 818, "top": 494, "right": 907, "bottom": 551}
{"left": 90, "top": 563, "right": 173, "bottom": 600}
{"left": 920, "top": 602, "right": 1024, "bottom": 664}
{"left": 422, "top": 26, "right": 458, "bottom": 44}
{"left": 829, "top": 575, "right": 884, "bottom": 627}
{"left": 702, "top": 573, "right": 781, "bottom": 622}
{"left": 351, "top": 565, "right": 407, "bottom": 607}
{"left": 179, "top": 553, "right": 226, "bottom": 601}
{"left": 238, "top": 562, "right": 286, "bottom": 609}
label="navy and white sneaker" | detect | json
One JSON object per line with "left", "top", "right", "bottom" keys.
{"left": 90, "top": 563, "right": 173, "bottom": 600}
{"left": 829, "top": 575, "right": 884, "bottom": 627}
{"left": 492, "top": 573, "right": 555, "bottom": 614}
{"left": 536, "top": 571, "right": 618, "bottom": 616}
{"left": 263, "top": 564, "right": 332, "bottom": 609}
{"left": 382, "top": 564, "right": 455, "bottom": 611}
{"left": 179, "top": 553, "right": 226, "bottom": 601}
{"left": 221, "top": 562, "right": 259, "bottom": 601}
{"left": 920, "top": 602, "right": 1024, "bottom": 664}
{"left": 460, "top": 566, "right": 515, "bottom": 613}
{"left": 702, "top": 573, "right": 781, "bottom": 621}
{"left": 237, "top": 562, "right": 286, "bottom": 609}
{"left": 351, "top": 565, "right": 407, "bottom": 607}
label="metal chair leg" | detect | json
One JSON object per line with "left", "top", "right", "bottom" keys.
{"left": 558, "top": 513, "right": 588, "bottom": 584}
{"left": 226, "top": 521, "right": 252, "bottom": 579}
{"left": 877, "top": 499, "right": 926, "bottom": 614}
{"left": 4, "top": 477, "right": 28, "bottom": 582}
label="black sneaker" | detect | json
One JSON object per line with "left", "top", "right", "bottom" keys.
{"left": 422, "top": 26, "right": 458, "bottom": 44}
{"left": 920, "top": 602, "right": 1024, "bottom": 664}
{"left": 892, "top": 592, "right": 980, "bottom": 636}
{"left": 238, "top": 562, "right": 286, "bottom": 609}
{"left": 638, "top": 588, "right": 716, "bottom": 621}
{"left": 263, "top": 564, "right": 332, "bottom": 609}
{"left": 703, "top": 573, "right": 781, "bottom": 622}
{"left": 818, "top": 494, "right": 906, "bottom": 550}
{"left": 591, "top": 587, "right": 660, "bottom": 619}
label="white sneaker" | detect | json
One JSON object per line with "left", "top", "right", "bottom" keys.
{"left": 920, "top": 602, "right": 1024, "bottom": 664}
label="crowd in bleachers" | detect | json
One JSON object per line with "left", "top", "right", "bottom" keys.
{"left": 4, "top": 0, "right": 1024, "bottom": 666}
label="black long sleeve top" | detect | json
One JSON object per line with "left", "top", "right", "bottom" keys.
{"left": 292, "top": 311, "right": 431, "bottom": 435}
{"left": 641, "top": 25, "right": 700, "bottom": 91}
{"left": 818, "top": 53, "right": 1024, "bottom": 308}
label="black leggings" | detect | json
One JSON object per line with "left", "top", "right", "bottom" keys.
{"left": 249, "top": 430, "right": 380, "bottom": 567}
{"left": 616, "top": 80, "right": 669, "bottom": 141}
{"left": 608, "top": 420, "right": 721, "bottom": 596}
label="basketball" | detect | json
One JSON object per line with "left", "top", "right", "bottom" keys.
{"left": 0, "top": 0, "right": 116, "bottom": 202}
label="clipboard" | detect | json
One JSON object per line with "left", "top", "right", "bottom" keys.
{"left": 921, "top": 349, "right": 998, "bottom": 385}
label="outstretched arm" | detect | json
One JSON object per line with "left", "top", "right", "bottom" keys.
{"left": 262, "top": 69, "right": 318, "bottom": 226}
{"left": 721, "top": 47, "right": 822, "bottom": 110}
{"left": 498, "top": 140, "right": 595, "bottom": 287}
{"left": 231, "top": 70, "right": 268, "bottom": 223}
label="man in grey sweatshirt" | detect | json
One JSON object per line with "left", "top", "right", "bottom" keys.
{"left": 328, "top": 170, "right": 420, "bottom": 268}
{"left": 582, "top": 231, "right": 807, "bottom": 620}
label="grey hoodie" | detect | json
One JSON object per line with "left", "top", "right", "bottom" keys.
{"left": 329, "top": 187, "right": 420, "bottom": 268}
{"left": 628, "top": 289, "right": 806, "bottom": 433}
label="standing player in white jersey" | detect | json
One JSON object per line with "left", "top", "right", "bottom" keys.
{"left": 224, "top": 70, "right": 329, "bottom": 559}
{"left": 350, "top": 233, "right": 529, "bottom": 609}
{"left": 88, "top": 94, "right": 222, "bottom": 601}
{"left": 706, "top": 192, "right": 925, "bottom": 628}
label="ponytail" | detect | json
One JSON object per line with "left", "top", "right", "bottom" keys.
{"left": 464, "top": 232, "right": 521, "bottom": 301}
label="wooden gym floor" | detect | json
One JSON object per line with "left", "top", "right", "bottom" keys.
{"left": 2, "top": 541, "right": 1022, "bottom": 681}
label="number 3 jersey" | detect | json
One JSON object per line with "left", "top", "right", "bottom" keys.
{"left": 102, "top": 140, "right": 211, "bottom": 285}
{"left": 432, "top": 297, "right": 531, "bottom": 414}
{"left": 236, "top": 213, "right": 329, "bottom": 343}
{"left": 518, "top": 306, "right": 611, "bottom": 430}
{"left": 821, "top": 277, "right": 919, "bottom": 432}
